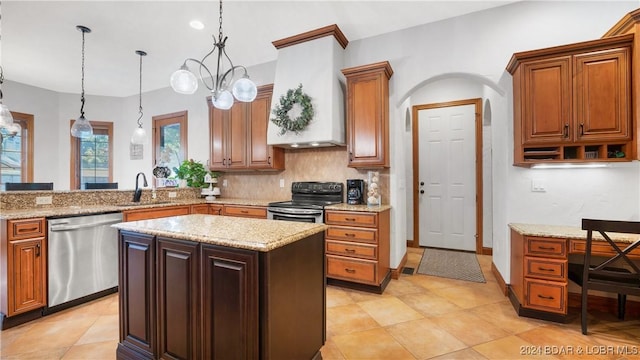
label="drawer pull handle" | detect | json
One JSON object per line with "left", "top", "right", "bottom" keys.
{"left": 345, "top": 268, "right": 356, "bottom": 274}
{"left": 537, "top": 246, "right": 555, "bottom": 250}
{"left": 537, "top": 294, "right": 555, "bottom": 300}
{"left": 36, "top": 244, "right": 41, "bottom": 257}
{"left": 538, "top": 267, "right": 554, "bottom": 272}
{"left": 345, "top": 218, "right": 356, "bottom": 221}
{"left": 240, "top": 210, "right": 249, "bottom": 214}
{"left": 20, "top": 227, "right": 39, "bottom": 232}
{"left": 345, "top": 233, "right": 356, "bottom": 237}
{"left": 345, "top": 249, "right": 356, "bottom": 253}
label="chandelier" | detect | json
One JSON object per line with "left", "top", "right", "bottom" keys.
{"left": 70, "top": 25, "right": 93, "bottom": 139}
{"left": 169, "top": 0, "right": 257, "bottom": 110}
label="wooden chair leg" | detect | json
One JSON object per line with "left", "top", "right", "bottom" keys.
{"left": 618, "top": 294, "right": 626, "bottom": 320}
{"left": 581, "top": 287, "right": 588, "bottom": 335}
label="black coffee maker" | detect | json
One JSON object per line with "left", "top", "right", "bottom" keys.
{"left": 346, "top": 179, "right": 365, "bottom": 205}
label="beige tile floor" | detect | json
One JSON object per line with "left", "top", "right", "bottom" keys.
{"left": 1, "top": 247, "right": 639, "bottom": 359}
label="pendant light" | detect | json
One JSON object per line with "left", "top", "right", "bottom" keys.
{"left": 131, "top": 50, "right": 148, "bottom": 144}
{"left": 70, "top": 25, "right": 93, "bottom": 139}
{"left": 0, "top": 66, "right": 14, "bottom": 128}
{"left": 169, "top": 0, "right": 257, "bottom": 110}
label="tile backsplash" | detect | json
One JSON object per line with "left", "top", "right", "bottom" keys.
{"left": 218, "top": 147, "right": 389, "bottom": 203}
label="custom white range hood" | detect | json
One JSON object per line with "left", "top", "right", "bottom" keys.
{"left": 267, "top": 25, "right": 348, "bottom": 148}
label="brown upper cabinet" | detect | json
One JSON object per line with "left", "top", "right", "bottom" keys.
{"left": 507, "top": 34, "right": 634, "bottom": 166}
{"left": 209, "top": 84, "right": 284, "bottom": 171}
{"left": 342, "top": 61, "right": 393, "bottom": 168}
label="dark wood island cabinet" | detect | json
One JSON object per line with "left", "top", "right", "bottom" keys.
{"left": 114, "top": 214, "right": 326, "bottom": 360}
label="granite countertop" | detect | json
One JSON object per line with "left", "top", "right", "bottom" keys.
{"left": 0, "top": 198, "right": 281, "bottom": 220}
{"left": 113, "top": 214, "right": 326, "bottom": 252}
{"left": 509, "top": 223, "right": 640, "bottom": 244}
{"left": 325, "top": 203, "right": 391, "bottom": 212}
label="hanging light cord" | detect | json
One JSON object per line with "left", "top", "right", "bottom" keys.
{"left": 0, "top": 66, "right": 5, "bottom": 101}
{"left": 137, "top": 52, "right": 143, "bottom": 128}
{"left": 79, "top": 29, "right": 86, "bottom": 118}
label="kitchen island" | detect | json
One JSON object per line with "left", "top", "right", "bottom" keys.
{"left": 113, "top": 214, "right": 326, "bottom": 360}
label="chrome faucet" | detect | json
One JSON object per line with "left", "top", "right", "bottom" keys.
{"left": 132, "top": 172, "right": 148, "bottom": 202}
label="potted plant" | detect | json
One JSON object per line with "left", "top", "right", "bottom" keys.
{"left": 173, "top": 159, "right": 209, "bottom": 188}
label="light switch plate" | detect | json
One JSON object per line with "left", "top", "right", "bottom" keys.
{"left": 279, "top": 179, "right": 285, "bottom": 188}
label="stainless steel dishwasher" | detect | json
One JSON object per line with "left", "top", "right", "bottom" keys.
{"left": 47, "top": 212, "right": 123, "bottom": 309}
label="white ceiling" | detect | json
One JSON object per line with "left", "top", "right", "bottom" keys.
{"left": 1, "top": 0, "right": 518, "bottom": 97}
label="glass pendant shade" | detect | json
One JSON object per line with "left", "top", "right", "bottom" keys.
{"left": 232, "top": 77, "right": 257, "bottom": 102}
{"left": 0, "top": 103, "right": 14, "bottom": 127}
{"left": 70, "top": 115, "right": 93, "bottom": 139}
{"left": 211, "top": 89, "right": 234, "bottom": 110}
{"left": 131, "top": 127, "right": 147, "bottom": 144}
{"left": 170, "top": 67, "right": 198, "bottom": 94}
{"left": 6, "top": 122, "right": 21, "bottom": 134}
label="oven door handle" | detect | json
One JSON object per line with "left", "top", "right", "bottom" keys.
{"left": 267, "top": 208, "right": 323, "bottom": 216}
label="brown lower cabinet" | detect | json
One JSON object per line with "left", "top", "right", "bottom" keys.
{"left": 117, "top": 230, "right": 325, "bottom": 360}
{"left": 1, "top": 218, "right": 47, "bottom": 328}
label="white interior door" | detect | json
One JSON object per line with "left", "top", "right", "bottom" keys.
{"left": 418, "top": 104, "right": 476, "bottom": 251}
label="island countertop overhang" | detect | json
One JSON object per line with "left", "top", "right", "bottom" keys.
{"left": 113, "top": 214, "right": 327, "bottom": 252}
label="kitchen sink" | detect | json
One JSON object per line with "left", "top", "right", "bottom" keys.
{"left": 116, "top": 201, "right": 172, "bottom": 207}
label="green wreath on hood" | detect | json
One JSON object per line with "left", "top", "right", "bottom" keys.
{"left": 270, "top": 84, "right": 314, "bottom": 135}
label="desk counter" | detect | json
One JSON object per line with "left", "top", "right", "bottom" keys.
{"left": 509, "top": 223, "right": 640, "bottom": 244}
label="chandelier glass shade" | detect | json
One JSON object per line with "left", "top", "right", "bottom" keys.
{"left": 169, "top": 0, "right": 257, "bottom": 109}
{"left": 0, "top": 66, "right": 14, "bottom": 128}
{"left": 131, "top": 50, "right": 148, "bottom": 145}
{"left": 0, "top": 103, "right": 13, "bottom": 128}
{"left": 70, "top": 25, "right": 94, "bottom": 139}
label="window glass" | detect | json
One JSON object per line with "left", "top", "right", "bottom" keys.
{"left": 79, "top": 128, "right": 110, "bottom": 186}
{"left": 153, "top": 111, "right": 187, "bottom": 178}
{"left": 70, "top": 121, "right": 113, "bottom": 189}
{"left": 1, "top": 113, "right": 33, "bottom": 190}
{"left": 159, "top": 122, "right": 182, "bottom": 174}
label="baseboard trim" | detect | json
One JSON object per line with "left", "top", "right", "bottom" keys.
{"left": 390, "top": 251, "right": 408, "bottom": 280}
{"left": 568, "top": 292, "right": 640, "bottom": 317}
{"left": 482, "top": 247, "right": 493, "bottom": 255}
{"left": 491, "top": 262, "right": 508, "bottom": 296}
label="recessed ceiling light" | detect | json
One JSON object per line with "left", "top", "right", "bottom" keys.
{"left": 189, "top": 20, "right": 204, "bottom": 30}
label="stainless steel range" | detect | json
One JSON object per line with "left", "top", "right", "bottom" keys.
{"left": 267, "top": 182, "right": 343, "bottom": 223}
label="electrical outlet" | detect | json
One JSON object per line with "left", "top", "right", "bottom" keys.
{"left": 35, "top": 196, "right": 53, "bottom": 205}
{"left": 279, "top": 179, "right": 285, "bottom": 188}
{"left": 168, "top": 192, "right": 177, "bottom": 198}
{"left": 531, "top": 179, "right": 546, "bottom": 192}
{"left": 223, "top": 179, "right": 228, "bottom": 187}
